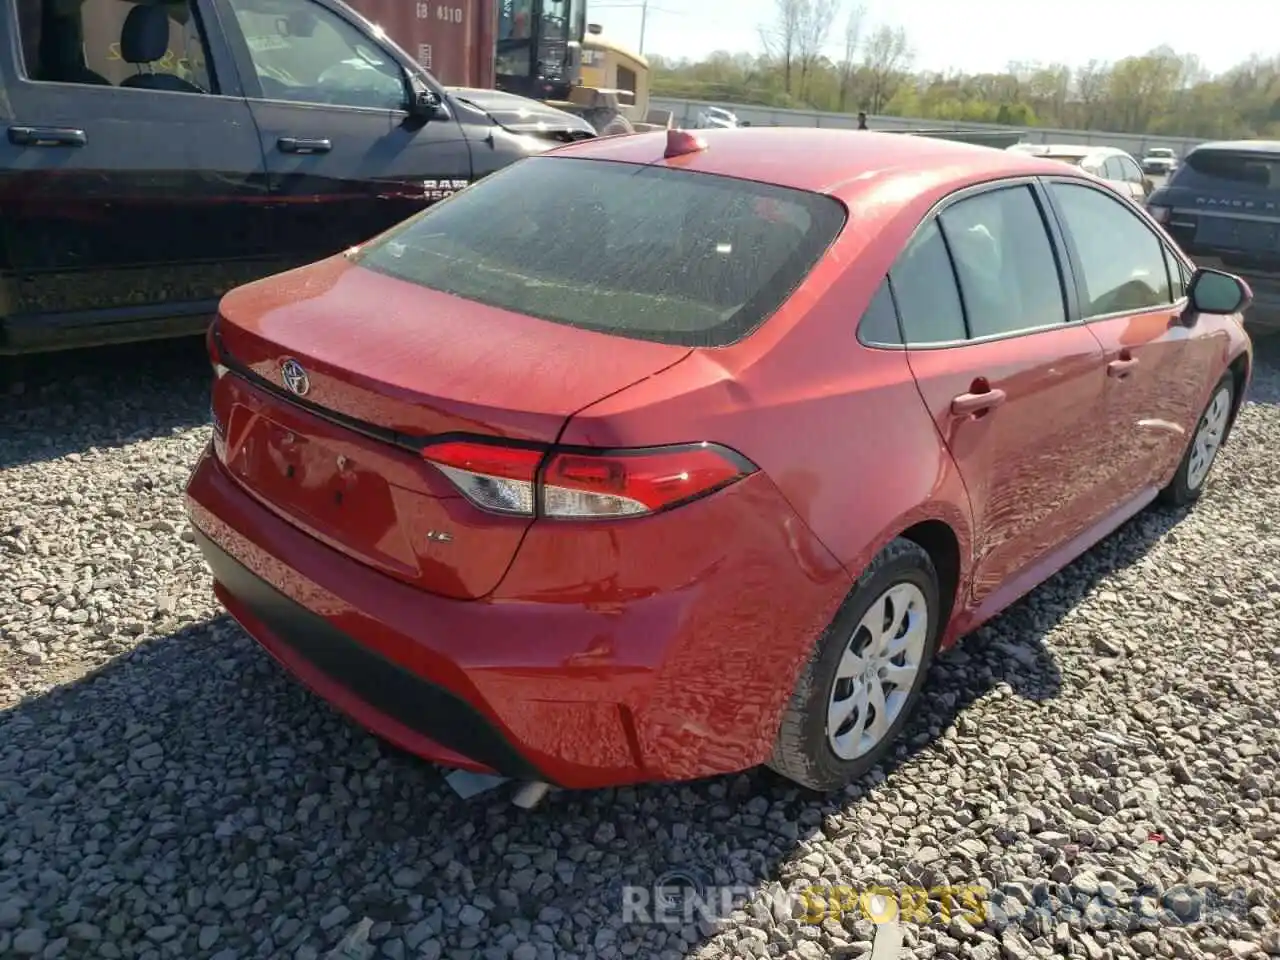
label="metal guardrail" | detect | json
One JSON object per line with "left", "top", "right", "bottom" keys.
{"left": 652, "top": 97, "right": 1206, "bottom": 158}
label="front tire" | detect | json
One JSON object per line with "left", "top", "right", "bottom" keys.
{"left": 768, "top": 538, "right": 942, "bottom": 792}
{"left": 1160, "top": 375, "right": 1233, "bottom": 506}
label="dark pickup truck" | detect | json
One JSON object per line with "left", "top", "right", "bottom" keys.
{"left": 0, "top": 0, "right": 595, "bottom": 355}
{"left": 1147, "top": 140, "right": 1280, "bottom": 327}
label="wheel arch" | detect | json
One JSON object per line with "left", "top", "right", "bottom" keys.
{"left": 897, "top": 519, "right": 964, "bottom": 636}
{"left": 1224, "top": 348, "right": 1251, "bottom": 441}
{"left": 849, "top": 500, "right": 975, "bottom": 646}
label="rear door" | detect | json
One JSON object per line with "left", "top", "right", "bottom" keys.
{"left": 0, "top": 0, "right": 269, "bottom": 352}
{"left": 1043, "top": 177, "right": 1216, "bottom": 490}
{"left": 891, "top": 180, "right": 1109, "bottom": 607}
{"left": 213, "top": 0, "right": 473, "bottom": 275}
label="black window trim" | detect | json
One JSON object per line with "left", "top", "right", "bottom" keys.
{"left": 1039, "top": 174, "right": 1188, "bottom": 323}
{"left": 857, "top": 175, "right": 1081, "bottom": 351}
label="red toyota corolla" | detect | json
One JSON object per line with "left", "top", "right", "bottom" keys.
{"left": 186, "top": 128, "right": 1253, "bottom": 793}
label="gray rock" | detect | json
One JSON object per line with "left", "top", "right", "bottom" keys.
{"left": 12, "top": 929, "right": 45, "bottom": 956}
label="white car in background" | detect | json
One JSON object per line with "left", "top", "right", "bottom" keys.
{"left": 695, "top": 106, "right": 743, "bottom": 129}
{"left": 1142, "top": 147, "right": 1180, "bottom": 176}
{"left": 1006, "top": 143, "right": 1154, "bottom": 202}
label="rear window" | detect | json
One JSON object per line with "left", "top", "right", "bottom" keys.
{"left": 350, "top": 156, "right": 847, "bottom": 347}
{"left": 1172, "top": 149, "right": 1280, "bottom": 191}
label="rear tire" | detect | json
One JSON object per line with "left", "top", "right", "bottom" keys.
{"left": 1159, "top": 375, "right": 1234, "bottom": 507}
{"left": 768, "top": 538, "right": 942, "bottom": 792}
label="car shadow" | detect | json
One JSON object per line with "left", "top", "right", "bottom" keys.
{"left": 0, "top": 337, "right": 211, "bottom": 470}
{"left": 0, "top": 498, "right": 1189, "bottom": 957}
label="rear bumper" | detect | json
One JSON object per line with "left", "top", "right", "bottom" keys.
{"left": 194, "top": 526, "right": 547, "bottom": 781}
{"left": 185, "top": 444, "right": 847, "bottom": 788}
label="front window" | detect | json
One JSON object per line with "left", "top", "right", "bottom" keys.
{"left": 537, "top": 0, "right": 571, "bottom": 81}
{"left": 498, "top": 0, "right": 533, "bottom": 39}
{"left": 351, "top": 157, "right": 846, "bottom": 347}
{"left": 225, "top": 0, "right": 406, "bottom": 111}
{"left": 1049, "top": 182, "right": 1172, "bottom": 316}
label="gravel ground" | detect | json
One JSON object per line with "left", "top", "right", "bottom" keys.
{"left": 2, "top": 334, "right": 1279, "bottom": 960}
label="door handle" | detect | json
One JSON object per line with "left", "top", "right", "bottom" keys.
{"left": 8, "top": 125, "right": 87, "bottom": 147}
{"left": 277, "top": 137, "right": 332, "bottom": 154}
{"left": 1108, "top": 357, "right": 1140, "bottom": 378}
{"left": 951, "top": 387, "right": 1007, "bottom": 416}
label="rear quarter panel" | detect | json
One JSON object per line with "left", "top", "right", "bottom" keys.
{"left": 560, "top": 174, "right": 976, "bottom": 617}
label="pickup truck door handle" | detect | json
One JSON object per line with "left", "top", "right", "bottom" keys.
{"left": 951, "top": 387, "right": 1007, "bottom": 416}
{"left": 277, "top": 137, "right": 332, "bottom": 154}
{"left": 1107, "top": 356, "right": 1140, "bottom": 378}
{"left": 8, "top": 125, "right": 87, "bottom": 147}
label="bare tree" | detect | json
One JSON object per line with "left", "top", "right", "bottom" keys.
{"left": 1074, "top": 60, "right": 1110, "bottom": 128}
{"left": 861, "top": 24, "right": 911, "bottom": 114}
{"left": 794, "top": 0, "right": 841, "bottom": 101}
{"left": 759, "top": 0, "right": 803, "bottom": 96}
{"left": 836, "top": 3, "right": 865, "bottom": 111}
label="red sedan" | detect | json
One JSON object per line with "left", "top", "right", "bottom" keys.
{"left": 186, "top": 127, "right": 1253, "bottom": 792}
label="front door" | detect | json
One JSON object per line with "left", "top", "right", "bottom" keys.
{"left": 0, "top": 0, "right": 269, "bottom": 350}
{"left": 1044, "top": 179, "right": 1211, "bottom": 492}
{"left": 889, "top": 181, "right": 1108, "bottom": 607}
{"left": 214, "top": 0, "right": 474, "bottom": 273}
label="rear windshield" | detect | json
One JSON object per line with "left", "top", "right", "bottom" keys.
{"left": 1171, "top": 149, "right": 1280, "bottom": 192}
{"left": 350, "top": 156, "right": 847, "bottom": 347}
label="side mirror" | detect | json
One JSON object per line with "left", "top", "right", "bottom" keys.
{"left": 1188, "top": 267, "right": 1251, "bottom": 315}
{"left": 406, "top": 76, "right": 445, "bottom": 121}
{"left": 1142, "top": 177, "right": 1155, "bottom": 197}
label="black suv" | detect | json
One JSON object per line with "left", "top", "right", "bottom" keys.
{"left": 1147, "top": 140, "right": 1280, "bottom": 325}
{"left": 0, "top": 0, "right": 595, "bottom": 356}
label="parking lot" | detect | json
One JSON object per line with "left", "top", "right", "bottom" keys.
{"left": 0, "top": 329, "right": 1277, "bottom": 960}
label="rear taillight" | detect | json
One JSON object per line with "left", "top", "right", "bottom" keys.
{"left": 421, "top": 440, "right": 755, "bottom": 519}
{"left": 1147, "top": 204, "right": 1170, "bottom": 224}
{"left": 424, "top": 442, "right": 542, "bottom": 516}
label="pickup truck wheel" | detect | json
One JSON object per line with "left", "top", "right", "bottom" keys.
{"left": 768, "top": 538, "right": 941, "bottom": 792}
{"left": 1160, "top": 375, "right": 1233, "bottom": 506}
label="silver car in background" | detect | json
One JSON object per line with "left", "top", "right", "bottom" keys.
{"left": 1006, "top": 143, "right": 1154, "bottom": 203}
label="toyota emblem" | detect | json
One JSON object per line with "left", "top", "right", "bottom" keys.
{"left": 280, "top": 359, "right": 310, "bottom": 397}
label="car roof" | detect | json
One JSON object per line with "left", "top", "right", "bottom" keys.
{"left": 1190, "top": 140, "right": 1280, "bottom": 155}
{"left": 547, "top": 127, "right": 1087, "bottom": 197}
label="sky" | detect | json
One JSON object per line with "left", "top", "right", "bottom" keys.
{"left": 586, "top": 0, "right": 1277, "bottom": 77}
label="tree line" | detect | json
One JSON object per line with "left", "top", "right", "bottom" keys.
{"left": 649, "top": 0, "right": 1280, "bottom": 138}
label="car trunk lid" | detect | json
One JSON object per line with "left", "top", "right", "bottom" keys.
{"left": 212, "top": 256, "right": 691, "bottom": 598}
